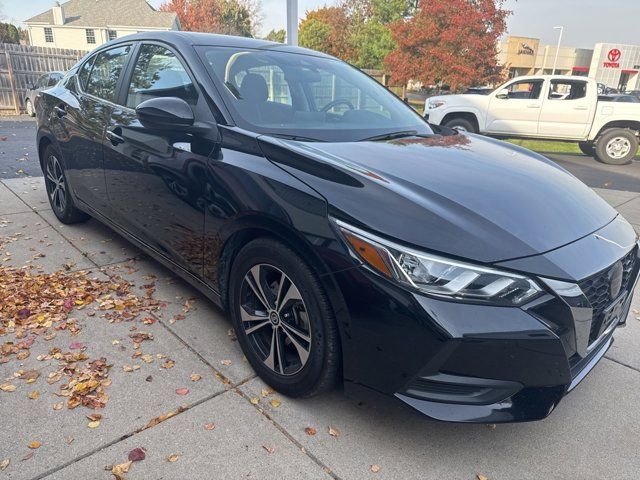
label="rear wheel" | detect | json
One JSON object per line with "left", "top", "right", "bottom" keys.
{"left": 578, "top": 142, "right": 595, "bottom": 157}
{"left": 594, "top": 129, "right": 638, "bottom": 165}
{"left": 229, "top": 238, "right": 340, "bottom": 397}
{"left": 43, "top": 145, "right": 89, "bottom": 224}
{"left": 25, "top": 99, "right": 35, "bottom": 117}
{"left": 443, "top": 117, "right": 477, "bottom": 134}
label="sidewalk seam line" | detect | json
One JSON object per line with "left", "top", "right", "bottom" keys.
{"left": 29, "top": 389, "right": 230, "bottom": 480}
{"left": 604, "top": 354, "right": 640, "bottom": 374}
{"left": 233, "top": 388, "right": 342, "bottom": 480}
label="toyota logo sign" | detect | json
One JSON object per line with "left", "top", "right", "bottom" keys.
{"left": 608, "top": 49, "right": 622, "bottom": 62}
{"left": 604, "top": 48, "right": 622, "bottom": 68}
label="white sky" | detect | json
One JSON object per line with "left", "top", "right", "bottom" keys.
{"left": 2, "top": 0, "right": 640, "bottom": 48}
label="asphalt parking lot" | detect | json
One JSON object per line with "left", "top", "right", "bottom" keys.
{"left": 1, "top": 116, "right": 640, "bottom": 479}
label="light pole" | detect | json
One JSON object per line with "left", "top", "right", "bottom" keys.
{"left": 286, "top": 0, "right": 298, "bottom": 46}
{"left": 552, "top": 26, "right": 564, "bottom": 75}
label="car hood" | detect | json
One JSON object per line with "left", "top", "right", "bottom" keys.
{"left": 259, "top": 133, "right": 618, "bottom": 264}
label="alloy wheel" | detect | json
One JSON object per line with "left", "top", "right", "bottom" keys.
{"left": 239, "top": 263, "right": 312, "bottom": 376}
{"left": 45, "top": 154, "right": 66, "bottom": 213}
{"left": 605, "top": 137, "right": 632, "bottom": 159}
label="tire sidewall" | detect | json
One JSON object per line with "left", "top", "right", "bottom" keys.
{"left": 595, "top": 130, "right": 638, "bottom": 165}
{"left": 26, "top": 100, "right": 34, "bottom": 117}
{"left": 444, "top": 118, "right": 476, "bottom": 134}
{"left": 229, "top": 239, "right": 333, "bottom": 396}
{"left": 44, "top": 144, "right": 75, "bottom": 222}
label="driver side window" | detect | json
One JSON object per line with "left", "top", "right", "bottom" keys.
{"left": 505, "top": 80, "right": 543, "bottom": 100}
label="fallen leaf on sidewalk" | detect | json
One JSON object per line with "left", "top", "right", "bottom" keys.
{"left": 141, "top": 354, "right": 154, "bottom": 363}
{"left": 477, "top": 474, "right": 488, "bottom": 480}
{"left": 27, "top": 441, "right": 41, "bottom": 449}
{"left": 87, "top": 420, "right": 100, "bottom": 429}
{"left": 175, "top": 388, "right": 189, "bottom": 395}
{"left": 69, "top": 342, "right": 85, "bottom": 350}
{"left": 304, "top": 427, "right": 317, "bottom": 436}
{"left": 27, "top": 390, "right": 39, "bottom": 400}
{"left": 128, "top": 447, "right": 146, "bottom": 462}
{"left": 161, "top": 359, "right": 175, "bottom": 369}
{"left": 0, "top": 383, "right": 16, "bottom": 392}
{"left": 53, "top": 402, "right": 63, "bottom": 410}
{"left": 262, "top": 445, "right": 275, "bottom": 454}
{"left": 370, "top": 464, "right": 381, "bottom": 473}
{"left": 166, "top": 454, "right": 179, "bottom": 462}
{"left": 190, "top": 373, "right": 201, "bottom": 382}
{"left": 328, "top": 426, "right": 341, "bottom": 437}
{"left": 0, "top": 459, "right": 9, "bottom": 470}
{"left": 111, "top": 460, "right": 132, "bottom": 479}
{"left": 250, "top": 397, "right": 260, "bottom": 405}
{"left": 270, "top": 399, "right": 281, "bottom": 408}
{"left": 204, "top": 423, "right": 215, "bottom": 430}
{"left": 144, "top": 406, "right": 186, "bottom": 429}
{"left": 220, "top": 359, "right": 231, "bottom": 365}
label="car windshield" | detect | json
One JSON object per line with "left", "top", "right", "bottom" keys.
{"left": 197, "top": 46, "right": 432, "bottom": 142}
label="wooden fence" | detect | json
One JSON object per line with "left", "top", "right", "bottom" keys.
{"left": 0, "top": 43, "right": 86, "bottom": 114}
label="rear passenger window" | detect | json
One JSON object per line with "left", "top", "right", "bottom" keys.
{"left": 84, "top": 45, "right": 131, "bottom": 102}
{"left": 548, "top": 80, "right": 587, "bottom": 100}
{"left": 126, "top": 44, "right": 197, "bottom": 108}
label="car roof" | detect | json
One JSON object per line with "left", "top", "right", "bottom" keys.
{"left": 107, "top": 31, "right": 334, "bottom": 59}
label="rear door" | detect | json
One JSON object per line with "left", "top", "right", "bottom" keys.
{"left": 538, "top": 79, "right": 592, "bottom": 138}
{"left": 103, "top": 42, "right": 215, "bottom": 276}
{"left": 485, "top": 78, "right": 544, "bottom": 135}
{"left": 53, "top": 44, "right": 133, "bottom": 213}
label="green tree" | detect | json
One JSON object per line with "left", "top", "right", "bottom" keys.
{"left": 0, "top": 22, "right": 20, "bottom": 44}
{"left": 264, "top": 28, "right": 286, "bottom": 43}
{"left": 299, "top": 18, "right": 333, "bottom": 54}
{"left": 351, "top": 21, "right": 395, "bottom": 69}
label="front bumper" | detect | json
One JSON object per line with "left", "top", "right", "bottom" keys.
{"left": 332, "top": 230, "right": 639, "bottom": 423}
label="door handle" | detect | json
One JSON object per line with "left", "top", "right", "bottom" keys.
{"left": 106, "top": 129, "right": 125, "bottom": 146}
{"left": 574, "top": 106, "right": 589, "bottom": 110}
{"left": 54, "top": 105, "right": 66, "bottom": 117}
{"left": 527, "top": 104, "right": 541, "bottom": 108}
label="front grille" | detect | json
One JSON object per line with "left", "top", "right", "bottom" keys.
{"left": 578, "top": 247, "right": 637, "bottom": 344}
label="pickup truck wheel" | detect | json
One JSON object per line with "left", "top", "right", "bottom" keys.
{"left": 595, "top": 129, "right": 638, "bottom": 165}
{"left": 443, "top": 117, "right": 477, "bottom": 134}
{"left": 578, "top": 142, "right": 595, "bottom": 157}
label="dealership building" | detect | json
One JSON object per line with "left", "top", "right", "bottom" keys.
{"left": 498, "top": 36, "right": 640, "bottom": 91}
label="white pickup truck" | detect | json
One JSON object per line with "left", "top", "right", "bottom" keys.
{"left": 425, "top": 75, "right": 640, "bottom": 165}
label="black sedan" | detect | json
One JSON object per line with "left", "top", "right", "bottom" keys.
{"left": 35, "top": 32, "right": 640, "bottom": 423}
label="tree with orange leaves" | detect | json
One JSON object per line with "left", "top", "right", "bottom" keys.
{"left": 385, "top": 0, "right": 510, "bottom": 90}
{"left": 160, "top": 0, "right": 260, "bottom": 37}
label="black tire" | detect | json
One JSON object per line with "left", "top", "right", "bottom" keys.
{"left": 25, "top": 99, "right": 35, "bottom": 117}
{"left": 578, "top": 142, "right": 595, "bottom": 157}
{"left": 594, "top": 129, "right": 638, "bottom": 165}
{"left": 443, "top": 117, "right": 477, "bottom": 134}
{"left": 43, "top": 145, "right": 90, "bottom": 224}
{"left": 229, "top": 238, "right": 340, "bottom": 397}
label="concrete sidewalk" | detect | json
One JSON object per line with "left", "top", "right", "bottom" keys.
{"left": 1, "top": 176, "right": 640, "bottom": 480}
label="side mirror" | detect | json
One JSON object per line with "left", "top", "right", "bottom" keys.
{"left": 136, "top": 97, "right": 195, "bottom": 130}
{"left": 496, "top": 89, "right": 509, "bottom": 99}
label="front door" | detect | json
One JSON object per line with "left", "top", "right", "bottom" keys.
{"left": 103, "top": 43, "right": 215, "bottom": 276}
{"left": 486, "top": 78, "right": 544, "bottom": 135}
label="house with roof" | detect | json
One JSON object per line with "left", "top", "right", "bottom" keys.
{"left": 24, "top": 0, "right": 180, "bottom": 51}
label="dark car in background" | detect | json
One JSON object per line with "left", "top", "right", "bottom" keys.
{"left": 35, "top": 32, "right": 640, "bottom": 423}
{"left": 599, "top": 94, "right": 640, "bottom": 103}
{"left": 25, "top": 71, "right": 64, "bottom": 116}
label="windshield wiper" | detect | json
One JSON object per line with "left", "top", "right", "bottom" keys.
{"left": 266, "top": 133, "right": 323, "bottom": 142}
{"left": 358, "top": 130, "right": 419, "bottom": 142}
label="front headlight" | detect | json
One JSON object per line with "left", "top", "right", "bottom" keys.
{"left": 428, "top": 100, "right": 446, "bottom": 109}
{"left": 336, "top": 221, "right": 542, "bottom": 306}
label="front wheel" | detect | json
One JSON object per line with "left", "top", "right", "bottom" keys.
{"left": 594, "top": 129, "right": 638, "bottom": 165}
{"left": 25, "top": 99, "right": 35, "bottom": 117}
{"left": 229, "top": 238, "right": 340, "bottom": 397}
{"left": 443, "top": 117, "right": 477, "bottom": 133}
{"left": 43, "top": 145, "right": 90, "bottom": 224}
